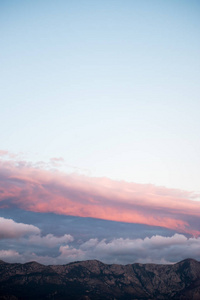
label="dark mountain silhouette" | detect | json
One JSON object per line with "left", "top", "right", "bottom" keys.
{"left": 0, "top": 258, "right": 200, "bottom": 299}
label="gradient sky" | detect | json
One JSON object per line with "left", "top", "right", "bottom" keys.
{"left": 1, "top": 0, "right": 200, "bottom": 192}
{"left": 0, "top": 1, "right": 200, "bottom": 265}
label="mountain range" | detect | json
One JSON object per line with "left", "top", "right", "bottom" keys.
{"left": 0, "top": 258, "right": 200, "bottom": 299}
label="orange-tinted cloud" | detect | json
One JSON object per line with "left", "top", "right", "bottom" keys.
{"left": 0, "top": 158, "right": 200, "bottom": 236}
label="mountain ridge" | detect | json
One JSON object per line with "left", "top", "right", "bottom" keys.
{"left": 0, "top": 258, "right": 200, "bottom": 299}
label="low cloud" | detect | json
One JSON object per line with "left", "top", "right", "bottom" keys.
{"left": 58, "top": 234, "right": 200, "bottom": 265}
{"left": 0, "top": 249, "right": 21, "bottom": 262}
{"left": 0, "top": 217, "right": 40, "bottom": 239}
{"left": 28, "top": 233, "right": 74, "bottom": 248}
{"left": 0, "top": 217, "right": 74, "bottom": 252}
{"left": 0, "top": 155, "right": 200, "bottom": 236}
{"left": 1, "top": 234, "right": 200, "bottom": 265}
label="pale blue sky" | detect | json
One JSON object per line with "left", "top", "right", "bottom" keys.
{"left": 0, "top": 0, "right": 200, "bottom": 192}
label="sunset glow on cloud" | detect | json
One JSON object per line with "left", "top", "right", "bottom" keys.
{"left": 0, "top": 157, "right": 199, "bottom": 237}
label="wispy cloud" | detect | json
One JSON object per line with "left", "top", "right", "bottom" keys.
{"left": 0, "top": 150, "right": 18, "bottom": 159}
{"left": 0, "top": 155, "right": 200, "bottom": 236}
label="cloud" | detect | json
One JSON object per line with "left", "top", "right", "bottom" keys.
{"left": 0, "top": 217, "right": 40, "bottom": 239}
{"left": 1, "top": 234, "right": 200, "bottom": 265}
{"left": 0, "top": 249, "right": 21, "bottom": 261}
{"left": 59, "top": 245, "right": 84, "bottom": 261}
{"left": 50, "top": 157, "right": 65, "bottom": 168}
{"left": 0, "top": 249, "right": 56, "bottom": 264}
{"left": 0, "top": 150, "right": 20, "bottom": 159}
{"left": 58, "top": 234, "right": 200, "bottom": 265}
{"left": 28, "top": 233, "right": 74, "bottom": 247}
{"left": 50, "top": 157, "right": 65, "bottom": 163}
{"left": 0, "top": 215, "right": 199, "bottom": 266}
{"left": 0, "top": 150, "right": 9, "bottom": 156}
{"left": 0, "top": 156, "right": 200, "bottom": 236}
{"left": 0, "top": 217, "right": 75, "bottom": 264}
{"left": 0, "top": 216, "right": 74, "bottom": 250}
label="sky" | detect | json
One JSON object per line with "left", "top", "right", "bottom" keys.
{"left": 0, "top": 0, "right": 200, "bottom": 265}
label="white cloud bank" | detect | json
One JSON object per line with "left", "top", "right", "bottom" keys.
{"left": 1, "top": 229, "right": 200, "bottom": 265}
{"left": 58, "top": 234, "right": 200, "bottom": 265}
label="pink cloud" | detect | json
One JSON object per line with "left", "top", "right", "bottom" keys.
{"left": 50, "top": 157, "right": 65, "bottom": 162}
{"left": 0, "top": 150, "right": 9, "bottom": 156}
{"left": 49, "top": 157, "right": 65, "bottom": 167}
{"left": 0, "top": 157, "right": 200, "bottom": 236}
{"left": 0, "top": 150, "right": 17, "bottom": 158}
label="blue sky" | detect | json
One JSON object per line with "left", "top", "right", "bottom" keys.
{"left": 1, "top": 0, "right": 200, "bottom": 192}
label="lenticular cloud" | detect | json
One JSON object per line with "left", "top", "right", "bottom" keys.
{"left": 0, "top": 157, "right": 200, "bottom": 236}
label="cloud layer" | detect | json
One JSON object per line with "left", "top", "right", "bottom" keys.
{"left": 0, "top": 156, "right": 200, "bottom": 236}
{"left": 0, "top": 217, "right": 200, "bottom": 265}
{"left": 59, "top": 233, "right": 200, "bottom": 265}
